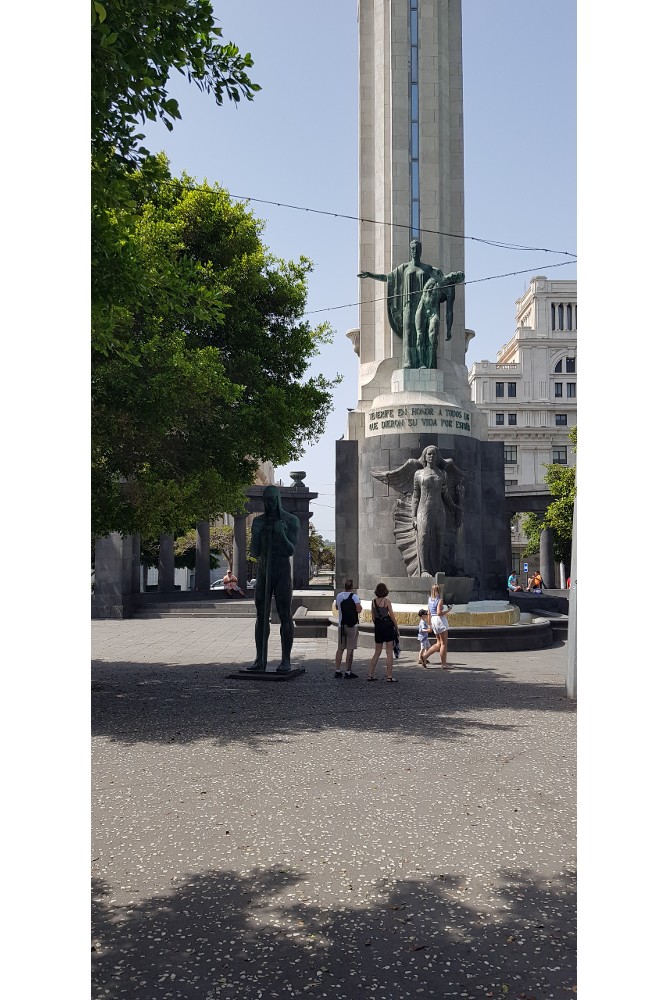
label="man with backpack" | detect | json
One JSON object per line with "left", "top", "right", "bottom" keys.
{"left": 334, "top": 578, "right": 362, "bottom": 679}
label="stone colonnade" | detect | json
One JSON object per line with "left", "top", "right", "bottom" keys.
{"left": 506, "top": 484, "right": 558, "bottom": 587}
{"left": 92, "top": 481, "right": 318, "bottom": 618}
{"left": 505, "top": 511, "right": 557, "bottom": 587}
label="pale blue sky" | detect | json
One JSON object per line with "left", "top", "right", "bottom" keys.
{"left": 141, "top": 0, "right": 576, "bottom": 539}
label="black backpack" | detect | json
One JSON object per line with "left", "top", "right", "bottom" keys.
{"left": 340, "top": 593, "right": 359, "bottom": 627}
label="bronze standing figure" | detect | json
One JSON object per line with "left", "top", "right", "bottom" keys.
{"left": 247, "top": 486, "right": 300, "bottom": 672}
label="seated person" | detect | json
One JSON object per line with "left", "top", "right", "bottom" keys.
{"left": 507, "top": 572, "right": 523, "bottom": 593}
{"left": 222, "top": 571, "right": 245, "bottom": 598}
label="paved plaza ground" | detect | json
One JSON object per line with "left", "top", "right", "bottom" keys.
{"left": 92, "top": 618, "right": 576, "bottom": 999}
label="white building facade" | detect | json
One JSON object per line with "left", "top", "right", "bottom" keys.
{"left": 468, "top": 276, "right": 577, "bottom": 575}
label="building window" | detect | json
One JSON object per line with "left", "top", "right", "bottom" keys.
{"left": 554, "top": 382, "right": 563, "bottom": 397}
{"left": 507, "top": 382, "right": 517, "bottom": 397}
{"left": 554, "top": 359, "right": 562, "bottom": 373}
{"left": 508, "top": 413, "right": 517, "bottom": 425}
{"left": 566, "top": 356, "right": 576, "bottom": 373}
{"left": 505, "top": 479, "right": 518, "bottom": 486}
{"left": 504, "top": 446, "right": 517, "bottom": 464}
{"left": 495, "top": 413, "right": 505, "bottom": 425}
{"left": 558, "top": 303, "right": 564, "bottom": 330}
{"left": 495, "top": 382, "right": 504, "bottom": 398}
{"left": 555, "top": 413, "right": 568, "bottom": 426}
{"left": 567, "top": 382, "right": 576, "bottom": 398}
{"left": 553, "top": 448, "right": 567, "bottom": 465}
{"left": 551, "top": 303, "right": 556, "bottom": 330}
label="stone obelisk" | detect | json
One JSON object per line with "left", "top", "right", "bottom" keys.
{"left": 336, "top": 0, "right": 508, "bottom": 602}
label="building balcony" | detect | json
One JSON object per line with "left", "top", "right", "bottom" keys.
{"left": 469, "top": 361, "right": 521, "bottom": 377}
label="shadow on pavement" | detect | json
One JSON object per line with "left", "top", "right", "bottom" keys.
{"left": 92, "top": 658, "right": 574, "bottom": 749}
{"left": 92, "top": 863, "right": 576, "bottom": 999}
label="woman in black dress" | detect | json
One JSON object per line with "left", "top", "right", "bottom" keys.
{"left": 367, "top": 582, "right": 400, "bottom": 682}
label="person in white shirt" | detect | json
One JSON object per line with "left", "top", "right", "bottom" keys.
{"left": 334, "top": 578, "right": 362, "bottom": 679}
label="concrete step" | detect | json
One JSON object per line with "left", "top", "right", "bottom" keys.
{"left": 135, "top": 603, "right": 256, "bottom": 618}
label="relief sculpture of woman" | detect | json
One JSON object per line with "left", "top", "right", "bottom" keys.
{"left": 372, "top": 446, "right": 465, "bottom": 577}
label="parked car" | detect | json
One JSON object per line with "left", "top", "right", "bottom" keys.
{"left": 210, "top": 579, "right": 226, "bottom": 590}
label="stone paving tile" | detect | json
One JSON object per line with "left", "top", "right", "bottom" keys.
{"left": 92, "top": 618, "right": 576, "bottom": 1000}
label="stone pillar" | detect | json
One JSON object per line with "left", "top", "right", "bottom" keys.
{"left": 506, "top": 511, "right": 516, "bottom": 579}
{"left": 195, "top": 520, "right": 210, "bottom": 592}
{"left": 233, "top": 515, "right": 248, "bottom": 591}
{"left": 92, "top": 532, "right": 134, "bottom": 618}
{"left": 539, "top": 527, "right": 555, "bottom": 588}
{"left": 131, "top": 534, "right": 141, "bottom": 593}
{"left": 335, "top": 439, "right": 359, "bottom": 592}
{"left": 158, "top": 533, "right": 175, "bottom": 592}
{"left": 566, "top": 494, "right": 577, "bottom": 700}
{"left": 292, "top": 509, "right": 312, "bottom": 589}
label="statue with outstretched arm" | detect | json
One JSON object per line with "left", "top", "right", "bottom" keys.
{"left": 359, "top": 239, "right": 463, "bottom": 369}
{"left": 247, "top": 486, "right": 300, "bottom": 672}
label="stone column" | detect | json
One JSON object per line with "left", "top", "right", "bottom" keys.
{"left": 539, "top": 528, "right": 555, "bottom": 588}
{"left": 506, "top": 511, "right": 516, "bottom": 580}
{"left": 195, "top": 520, "right": 210, "bottom": 592}
{"left": 566, "top": 494, "right": 577, "bottom": 700}
{"left": 335, "top": 439, "right": 359, "bottom": 591}
{"left": 233, "top": 515, "right": 248, "bottom": 591}
{"left": 92, "top": 532, "right": 134, "bottom": 618}
{"left": 131, "top": 534, "right": 141, "bottom": 593}
{"left": 158, "top": 533, "right": 175, "bottom": 592}
{"left": 292, "top": 509, "right": 312, "bottom": 589}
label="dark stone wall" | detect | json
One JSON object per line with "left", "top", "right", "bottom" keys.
{"left": 335, "top": 439, "right": 359, "bottom": 591}
{"left": 351, "top": 432, "right": 507, "bottom": 600}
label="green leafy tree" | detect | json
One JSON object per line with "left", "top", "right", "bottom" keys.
{"left": 91, "top": 0, "right": 259, "bottom": 169}
{"left": 92, "top": 0, "right": 259, "bottom": 357}
{"left": 308, "top": 523, "right": 335, "bottom": 572}
{"left": 92, "top": 164, "right": 338, "bottom": 538}
{"left": 318, "top": 546, "right": 336, "bottom": 572}
{"left": 90, "top": 5, "right": 337, "bottom": 541}
{"left": 522, "top": 427, "right": 577, "bottom": 566}
{"left": 172, "top": 524, "right": 234, "bottom": 570}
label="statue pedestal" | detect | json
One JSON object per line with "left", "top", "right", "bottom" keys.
{"left": 357, "top": 576, "right": 474, "bottom": 607}
{"left": 391, "top": 368, "right": 446, "bottom": 394}
{"left": 226, "top": 668, "right": 305, "bottom": 682}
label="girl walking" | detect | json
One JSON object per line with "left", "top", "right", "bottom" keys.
{"left": 420, "top": 584, "right": 453, "bottom": 668}
{"left": 367, "top": 583, "right": 400, "bottom": 682}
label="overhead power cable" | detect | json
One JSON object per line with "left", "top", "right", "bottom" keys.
{"left": 156, "top": 178, "right": 576, "bottom": 258}
{"left": 228, "top": 192, "right": 577, "bottom": 258}
{"left": 303, "top": 259, "right": 575, "bottom": 316}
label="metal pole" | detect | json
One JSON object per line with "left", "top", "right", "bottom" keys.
{"left": 566, "top": 492, "right": 577, "bottom": 699}
{"left": 261, "top": 519, "right": 273, "bottom": 670}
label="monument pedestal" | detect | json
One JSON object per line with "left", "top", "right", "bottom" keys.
{"left": 227, "top": 668, "right": 305, "bottom": 682}
{"left": 357, "top": 575, "right": 474, "bottom": 607}
{"left": 336, "top": 357, "right": 509, "bottom": 602}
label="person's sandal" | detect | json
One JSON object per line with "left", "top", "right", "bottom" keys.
{"left": 386, "top": 677, "right": 398, "bottom": 682}
{"left": 366, "top": 676, "right": 377, "bottom": 682}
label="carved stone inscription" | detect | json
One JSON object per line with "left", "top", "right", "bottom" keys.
{"left": 366, "top": 404, "right": 471, "bottom": 437}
